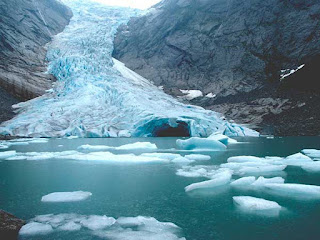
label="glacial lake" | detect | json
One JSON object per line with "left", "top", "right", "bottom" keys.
{"left": 1, "top": 137, "right": 320, "bottom": 240}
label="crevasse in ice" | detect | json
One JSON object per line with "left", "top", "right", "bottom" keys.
{"left": 0, "top": 0, "right": 258, "bottom": 138}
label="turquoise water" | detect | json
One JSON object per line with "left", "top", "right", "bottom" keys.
{"left": 1, "top": 137, "right": 320, "bottom": 239}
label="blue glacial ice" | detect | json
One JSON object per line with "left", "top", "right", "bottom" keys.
{"left": 0, "top": 0, "right": 258, "bottom": 138}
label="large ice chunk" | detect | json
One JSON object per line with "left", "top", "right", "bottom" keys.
{"left": 265, "top": 183, "right": 320, "bottom": 199}
{"left": 233, "top": 196, "right": 282, "bottom": 211}
{"left": 0, "top": 150, "right": 16, "bottom": 159}
{"left": 184, "top": 154, "right": 211, "bottom": 161}
{"left": 41, "top": 191, "right": 92, "bottom": 202}
{"left": 19, "top": 222, "right": 53, "bottom": 236}
{"left": 301, "top": 149, "right": 320, "bottom": 159}
{"left": 78, "top": 142, "right": 157, "bottom": 151}
{"left": 208, "top": 133, "right": 237, "bottom": 145}
{"left": 238, "top": 165, "right": 286, "bottom": 176}
{"left": 230, "top": 176, "right": 256, "bottom": 187}
{"left": 185, "top": 171, "right": 232, "bottom": 192}
{"left": 20, "top": 213, "right": 185, "bottom": 239}
{"left": 176, "top": 137, "right": 226, "bottom": 151}
{"left": 80, "top": 215, "right": 116, "bottom": 230}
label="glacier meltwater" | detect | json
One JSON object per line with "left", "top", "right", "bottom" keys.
{"left": 0, "top": 0, "right": 258, "bottom": 138}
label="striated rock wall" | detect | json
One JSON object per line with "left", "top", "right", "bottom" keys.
{"left": 0, "top": 0, "right": 72, "bottom": 100}
{"left": 113, "top": 0, "right": 320, "bottom": 135}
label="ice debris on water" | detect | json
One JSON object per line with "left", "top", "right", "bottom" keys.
{"left": 233, "top": 196, "right": 282, "bottom": 211}
{"left": 185, "top": 170, "right": 232, "bottom": 192}
{"left": 19, "top": 213, "right": 185, "bottom": 239}
{"left": 78, "top": 142, "right": 157, "bottom": 151}
{"left": 301, "top": 149, "right": 320, "bottom": 159}
{"left": 264, "top": 183, "right": 320, "bottom": 199}
{"left": 41, "top": 191, "right": 92, "bottom": 202}
{"left": 0, "top": 0, "right": 258, "bottom": 138}
{"left": 176, "top": 137, "right": 226, "bottom": 151}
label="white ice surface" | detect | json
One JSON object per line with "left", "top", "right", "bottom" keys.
{"left": 302, "top": 149, "right": 320, "bottom": 158}
{"left": 19, "top": 222, "right": 53, "bottom": 236}
{"left": 176, "top": 137, "right": 226, "bottom": 151}
{"left": 19, "top": 214, "right": 185, "bottom": 239}
{"left": 78, "top": 142, "right": 157, "bottom": 151}
{"left": 41, "top": 191, "right": 92, "bottom": 202}
{"left": 0, "top": 150, "right": 16, "bottom": 159}
{"left": 233, "top": 196, "right": 282, "bottom": 211}
{"left": 185, "top": 170, "right": 232, "bottom": 192}
{"left": 230, "top": 176, "right": 256, "bottom": 187}
{"left": 184, "top": 154, "right": 211, "bottom": 161}
{"left": 265, "top": 183, "right": 320, "bottom": 199}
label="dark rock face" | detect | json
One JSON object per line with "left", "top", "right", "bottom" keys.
{"left": 0, "top": 0, "right": 72, "bottom": 101}
{"left": 113, "top": 0, "right": 320, "bottom": 135}
{"left": 0, "top": 210, "right": 25, "bottom": 240}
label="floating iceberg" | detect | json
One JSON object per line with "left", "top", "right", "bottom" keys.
{"left": 0, "top": 150, "right": 16, "bottom": 159}
{"left": 19, "top": 222, "right": 53, "bottom": 236}
{"left": 80, "top": 215, "right": 116, "bottom": 230}
{"left": 301, "top": 161, "right": 320, "bottom": 172}
{"left": 41, "top": 191, "right": 92, "bottom": 202}
{"left": 20, "top": 213, "right": 185, "bottom": 239}
{"left": 233, "top": 196, "right": 282, "bottom": 211}
{"left": 185, "top": 171, "right": 232, "bottom": 192}
{"left": 184, "top": 154, "right": 211, "bottom": 161}
{"left": 0, "top": 0, "right": 258, "bottom": 138}
{"left": 140, "top": 152, "right": 181, "bottom": 160}
{"left": 227, "top": 156, "right": 262, "bottom": 163}
{"left": 230, "top": 176, "right": 256, "bottom": 187}
{"left": 301, "top": 149, "right": 320, "bottom": 159}
{"left": 208, "top": 133, "right": 237, "bottom": 145}
{"left": 251, "top": 177, "right": 285, "bottom": 186}
{"left": 264, "top": 183, "right": 320, "bottom": 199}
{"left": 238, "top": 165, "right": 286, "bottom": 176}
{"left": 78, "top": 142, "right": 157, "bottom": 151}
{"left": 176, "top": 137, "right": 226, "bottom": 151}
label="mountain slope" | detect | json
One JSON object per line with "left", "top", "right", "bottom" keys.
{"left": 0, "top": 0, "right": 257, "bottom": 138}
{"left": 0, "top": 0, "right": 72, "bottom": 101}
{"left": 113, "top": 0, "right": 320, "bottom": 135}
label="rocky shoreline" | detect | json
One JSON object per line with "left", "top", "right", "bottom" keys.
{"left": 0, "top": 210, "right": 25, "bottom": 240}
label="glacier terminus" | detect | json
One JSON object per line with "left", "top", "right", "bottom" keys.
{"left": 0, "top": 0, "right": 258, "bottom": 138}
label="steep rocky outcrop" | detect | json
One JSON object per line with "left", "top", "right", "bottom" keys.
{"left": 0, "top": 0, "right": 72, "bottom": 102}
{"left": 113, "top": 0, "right": 320, "bottom": 135}
{"left": 0, "top": 210, "right": 25, "bottom": 239}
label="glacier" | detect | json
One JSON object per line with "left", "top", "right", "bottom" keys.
{"left": 0, "top": 0, "right": 258, "bottom": 138}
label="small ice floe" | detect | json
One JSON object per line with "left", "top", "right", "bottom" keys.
{"left": 0, "top": 143, "right": 9, "bottom": 149}
{"left": 184, "top": 154, "right": 211, "bottom": 161}
{"left": 264, "top": 183, "right": 320, "bottom": 199}
{"left": 230, "top": 176, "right": 256, "bottom": 187}
{"left": 140, "top": 152, "right": 181, "bottom": 161}
{"left": 176, "top": 137, "right": 226, "bottom": 151}
{"left": 185, "top": 170, "right": 232, "bottom": 192}
{"left": 41, "top": 191, "right": 92, "bottom": 202}
{"left": 80, "top": 215, "right": 116, "bottom": 230}
{"left": 233, "top": 196, "right": 282, "bottom": 214}
{"left": 172, "top": 157, "right": 194, "bottom": 164}
{"left": 282, "top": 153, "right": 313, "bottom": 166}
{"left": 78, "top": 142, "right": 157, "bottom": 151}
{"left": 179, "top": 89, "right": 203, "bottom": 100}
{"left": 227, "top": 156, "right": 262, "bottom": 163}
{"left": 19, "top": 222, "right": 53, "bottom": 236}
{"left": 19, "top": 214, "right": 185, "bottom": 239}
{"left": 301, "top": 149, "right": 320, "bottom": 159}
{"left": 231, "top": 176, "right": 284, "bottom": 189}
{"left": 176, "top": 165, "right": 216, "bottom": 178}
{"left": 238, "top": 165, "right": 287, "bottom": 176}
{"left": 0, "top": 150, "right": 16, "bottom": 159}
{"left": 301, "top": 161, "right": 320, "bottom": 172}
{"left": 208, "top": 133, "right": 237, "bottom": 145}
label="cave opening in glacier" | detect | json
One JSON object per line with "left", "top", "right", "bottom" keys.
{"left": 151, "top": 121, "right": 190, "bottom": 137}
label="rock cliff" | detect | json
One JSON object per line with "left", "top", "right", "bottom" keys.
{"left": 0, "top": 0, "right": 72, "bottom": 121}
{"left": 113, "top": 0, "right": 320, "bottom": 135}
